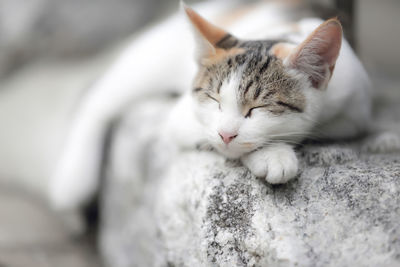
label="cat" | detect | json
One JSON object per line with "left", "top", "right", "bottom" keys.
{"left": 49, "top": 1, "right": 371, "bottom": 211}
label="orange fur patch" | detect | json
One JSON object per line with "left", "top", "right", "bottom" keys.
{"left": 184, "top": 6, "right": 227, "bottom": 46}
{"left": 270, "top": 43, "right": 296, "bottom": 60}
{"left": 201, "top": 47, "right": 245, "bottom": 66}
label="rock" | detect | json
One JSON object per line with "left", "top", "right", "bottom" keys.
{"left": 99, "top": 96, "right": 400, "bottom": 267}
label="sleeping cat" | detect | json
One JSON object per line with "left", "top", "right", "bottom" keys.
{"left": 50, "top": 1, "right": 371, "bottom": 210}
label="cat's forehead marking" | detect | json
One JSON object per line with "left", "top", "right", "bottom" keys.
{"left": 193, "top": 39, "right": 306, "bottom": 114}
{"left": 238, "top": 54, "right": 305, "bottom": 114}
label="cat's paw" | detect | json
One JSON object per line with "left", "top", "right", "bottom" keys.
{"left": 241, "top": 144, "right": 298, "bottom": 184}
{"left": 362, "top": 131, "right": 400, "bottom": 153}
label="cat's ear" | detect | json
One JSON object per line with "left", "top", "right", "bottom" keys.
{"left": 182, "top": 3, "right": 237, "bottom": 63}
{"left": 288, "top": 19, "right": 342, "bottom": 89}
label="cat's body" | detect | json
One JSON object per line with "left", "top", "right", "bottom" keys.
{"left": 50, "top": 1, "right": 371, "bottom": 210}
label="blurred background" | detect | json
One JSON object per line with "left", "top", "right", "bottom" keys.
{"left": 0, "top": 0, "right": 399, "bottom": 266}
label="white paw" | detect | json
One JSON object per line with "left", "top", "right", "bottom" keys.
{"left": 242, "top": 144, "right": 298, "bottom": 184}
{"left": 362, "top": 131, "right": 400, "bottom": 153}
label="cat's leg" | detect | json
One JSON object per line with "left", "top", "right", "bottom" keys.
{"left": 50, "top": 15, "right": 196, "bottom": 211}
{"left": 241, "top": 143, "right": 298, "bottom": 184}
{"left": 50, "top": 111, "right": 106, "bottom": 210}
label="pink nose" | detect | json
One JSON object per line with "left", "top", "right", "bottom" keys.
{"left": 218, "top": 132, "right": 238, "bottom": 145}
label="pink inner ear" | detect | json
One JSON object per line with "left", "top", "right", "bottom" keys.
{"left": 313, "top": 20, "right": 343, "bottom": 66}
{"left": 290, "top": 19, "right": 342, "bottom": 88}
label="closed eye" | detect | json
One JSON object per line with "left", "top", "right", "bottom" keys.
{"left": 245, "top": 105, "right": 271, "bottom": 118}
{"left": 206, "top": 93, "right": 221, "bottom": 109}
{"left": 245, "top": 101, "right": 303, "bottom": 118}
{"left": 276, "top": 101, "right": 303, "bottom": 113}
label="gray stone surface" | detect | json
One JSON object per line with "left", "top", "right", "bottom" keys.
{"left": 99, "top": 87, "right": 400, "bottom": 266}
{"left": 0, "top": 185, "right": 101, "bottom": 267}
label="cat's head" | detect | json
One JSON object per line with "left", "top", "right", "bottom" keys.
{"left": 184, "top": 5, "right": 342, "bottom": 159}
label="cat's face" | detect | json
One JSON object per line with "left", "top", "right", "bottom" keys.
{"left": 192, "top": 42, "right": 311, "bottom": 158}
{"left": 185, "top": 5, "right": 342, "bottom": 158}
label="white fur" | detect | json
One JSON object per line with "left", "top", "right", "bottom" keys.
{"left": 242, "top": 143, "right": 298, "bottom": 184}
{"left": 50, "top": 2, "right": 372, "bottom": 210}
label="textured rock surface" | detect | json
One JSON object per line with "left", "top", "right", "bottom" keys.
{"left": 100, "top": 95, "right": 400, "bottom": 267}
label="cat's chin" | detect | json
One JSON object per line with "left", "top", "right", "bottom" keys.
{"left": 214, "top": 145, "right": 251, "bottom": 159}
